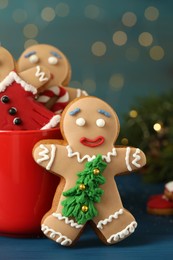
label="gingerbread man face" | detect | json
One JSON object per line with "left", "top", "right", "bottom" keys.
{"left": 0, "top": 46, "right": 15, "bottom": 81}
{"left": 33, "top": 96, "right": 146, "bottom": 246}
{"left": 61, "top": 96, "right": 120, "bottom": 157}
{"left": 17, "top": 44, "right": 71, "bottom": 88}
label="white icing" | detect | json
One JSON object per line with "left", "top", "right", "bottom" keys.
{"left": 52, "top": 213, "right": 83, "bottom": 229}
{"left": 76, "top": 89, "right": 88, "bottom": 97}
{"left": 37, "top": 95, "right": 50, "bottom": 103}
{"left": 165, "top": 181, "right": 173, "bottom": 192}
{"left": 35, "top": 65, "right": 49, "bottom": 82}
{"left": 82, "top": 90, "right": 88, "bottom": 96}
{"left": 107, "top": 221, "right": 137, "bottom": 243}
{"left": 0, "top": 71, "right": 37, "bottom": 94}
{"left": 97, "top": 209, "right": 124, "bottom": 230}
{"left": 76, "top": 117, "right": 86, "bottom": 126}
{"left": 29, "top": 54, "right": 39, "bottom": 64}
{"left": 41, "top": 114, "right": 60, "bottom": 130}
{"left": 58, "top": 91, "right": 69, "bottom": 103}
{"left": 125, "top": 147, "right": 132, "bottom": 171}
{"left": 125, "top": 147, "right": 141, "bottom": 171}
{"left": 37, "top": 144, "right": 56, "bottom": 170}
{"left": 96, "top": 118, "right": 105, "bottom": 128}
{"left": 41, "top": 224, "right": 72, "bottom": 246}
{"left": 66, "top": 145, "right": 117, "bottom": 163}
{"left": 132, "top": 148, "right": 141, "bottom": 168}
{"left": 48, "top": 56, "right": 58, "bottom": 65}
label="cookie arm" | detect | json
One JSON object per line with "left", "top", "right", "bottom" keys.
{"left": 114, "top": 147, "right": 146, "bottom": 175}
{"left": 64, "top": 86, "right": 88, "bottom": 101}
{"left": 32, "top": 141, "right": 65, "bottom": 177}
{"left": 18, "top": 65, "right": 51, "bottom": 91}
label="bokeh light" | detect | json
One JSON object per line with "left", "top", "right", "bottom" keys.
{"left": 113, "top": 31, "right": 127, "bottom": 46}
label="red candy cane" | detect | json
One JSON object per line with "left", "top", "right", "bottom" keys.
{"left": 37, "top": 85, "right": 69, "bottom": 114}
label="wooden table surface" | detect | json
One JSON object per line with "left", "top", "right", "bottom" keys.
{"left": 0, "top": 175, "right": 173, "bottom": 260}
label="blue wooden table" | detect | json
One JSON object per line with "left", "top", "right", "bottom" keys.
{"left": 0, "top": 175, "right": 173, "bottom": 260}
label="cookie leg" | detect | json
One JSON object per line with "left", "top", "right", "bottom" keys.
{"left": 41, "top": 213, "right": 84, "bottom": 246}
{"left": 92, "top": 208, "right": 137, "bottom": 245}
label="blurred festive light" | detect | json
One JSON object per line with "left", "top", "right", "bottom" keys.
{"left": 91, "top": 41, "right": 107, "bottom": 56}
{"left": 41, "top": 7, "right": 56, "bottom": 22}
{"left": 129, "top": 110, "right": 138, "bottom": 118}
{"left": 113, "top": 31, "right": 127, "bottom": 46}
{"left": 82, "top": 78, "right": 96, "bottom": 93}
{"left": 0, "top": 0, "right": 8, "bottom": 9}
{"left": 84, "top": 4, "right": 100, "bottom": 19}
{"left": 138, "top": 32, "right": 153, "bottom": 47}
{"left": 125, "top": 47, "right": 140, "bottom": 62}
{"left": 23, "top": 24, "right": 38, "bottom": 38}
{"left": 122, "top": 12, "right": 137, "bottom": 27}
{"left": 149, "top": 45, "right": 164, "bottom": 61}
{"left": 24, "top": 39, "right": 38, "bottom": 49}
{"left": 12, "top": 9, "right": 27, "bottom": 23}
{"left": 55, "top": 3, "right": 70, "bottom": 17}
{"left": 153, "top": 123, "right": 162, "bottom": 132}
{"left": 144, "top": 6, "right": 159, "bottom": 21}
{"left": 109, "top": 73, "right": 124, "bottom": 90}
{"left": 121, "top": 138, "right": 129, "bottom": 145}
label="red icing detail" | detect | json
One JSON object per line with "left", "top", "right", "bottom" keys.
{"left": 147, "top": 194, "right": 173, "bottom": 209}
{"left": 80, "top": 136, "right": 105, "bottom": 147}
{"left": 0, "top": 75, "right": 57, "bottom": 130}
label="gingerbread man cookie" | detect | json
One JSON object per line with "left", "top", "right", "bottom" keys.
{"left": 18, "top": 44, "right": 87, "bottom": 114}
{"left": 0, "top": 46, "right": 59, "bottom": 130}
{"left": 33, "top": 96, "right": 146, "bottom": 246}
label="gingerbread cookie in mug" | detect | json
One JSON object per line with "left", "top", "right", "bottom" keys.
{"left": 0, "top": 46, "right": 60, "bottom": 130}
{"left": 33, "top": 96, "right": 146, "bottom": 246}
{"left": 18, "top": 44, "right": 87, "bottom": 114}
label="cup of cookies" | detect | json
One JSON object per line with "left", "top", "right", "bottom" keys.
{"left": 0, "top": 46, "right": 62, "bottom": 237}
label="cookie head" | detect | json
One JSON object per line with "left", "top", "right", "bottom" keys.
{"left": 17, "top": 44, "right": 71, "bottom": 87}
{"left": 0, "top": 46, "right": 15, "bottom": 81}
{"left": 61, "top": 96, "right": 120, "bottom": 153}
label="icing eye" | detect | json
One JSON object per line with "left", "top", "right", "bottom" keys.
{"left": 29, "top": 54, "right": 39, "bottom": 64}
{"left": 48, "top": 56, "right": 58, "bottom": 65}
{"left": 76, "top": 117, "right": 86, "bottom": 127}
{"left": 96, "top": 119, "right": 105, "bottom": 128}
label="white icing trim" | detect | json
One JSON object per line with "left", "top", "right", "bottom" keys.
{"left": 0, "top": 71, "right": 37, "bottom": 94}
{"left": 41, "top": 114, "right": 61, "bottom": 130}
{"left": 97, "top": 209, "right": 124, "bottom": 230}
{"left": 41, "top": 224, "right": 72, "bottom": 246}
{"left": 125, "top": 147, "right": 132, "bottom": 171}
{"left": 76, "top": 89, "right": 88, "bottom": 97}
{"left": 35, "top": 65, "right": 49, "bottom": 82}
{"left": 52, "top": 213, "right": 83, "bottom": 229}
{"left": 107, "top": 221, "right": 137, "bottom": 244}
{"left": 132, "top": 148, "right": 141, "bottom": 168}
{"left": 165, "top": 181, "right": 173, "bottom": 192}
{"left": 37, "top": 144, "right": 56, "bottom": 170}
{"left": 66, "top": 145, "right": 117, "bottom": 163}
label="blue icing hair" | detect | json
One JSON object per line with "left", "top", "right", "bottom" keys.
{"left": 69, "top": 108, "right": 80, "bottom": 116}
{"left": 98, "top": 109, "right": 111, "bottom": 118}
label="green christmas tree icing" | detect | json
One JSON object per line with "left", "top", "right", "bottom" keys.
{"left": 61, "top": 155, "right": 107, "bottom": 225}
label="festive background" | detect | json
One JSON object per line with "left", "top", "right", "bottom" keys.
{"left": 0, "top": 0, "right": 172, "bottom": 119}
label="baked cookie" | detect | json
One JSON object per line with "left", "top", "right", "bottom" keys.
{"left": 33, "top": 96, "right": 146, "bottom": 246}
{"left": 18, "top": 44, "right": 87, "bottom": 114}
{"left": 0, "top": 46, "right": 60, "bottom": 130}
{"left": 164, "top": 181, "right": 173, "bottom": 201}
{"left": 147, "top": 194, "right": 173, "bottom": 215}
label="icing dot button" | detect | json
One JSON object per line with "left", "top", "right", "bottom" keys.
{"left": 81, "top": 205, "right": 88, "bottom": 212}
{"left": 79, "top": 184, "right": 86, "bottom": 190}
{"left": 1, "top": 95, "right": 10, "bottom": 103}
{"left": 13, "top": 117, "right": 22, "bottom": 125}
{"left": 93, "top": 168, "right": 100, "bottom": 175}
{"left": 9, "top": 107, "right": 17, "bottom": 115}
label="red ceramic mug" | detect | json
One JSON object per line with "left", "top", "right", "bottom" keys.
{"left": 0, "top": 128, "right": 61, "bottom": 237}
